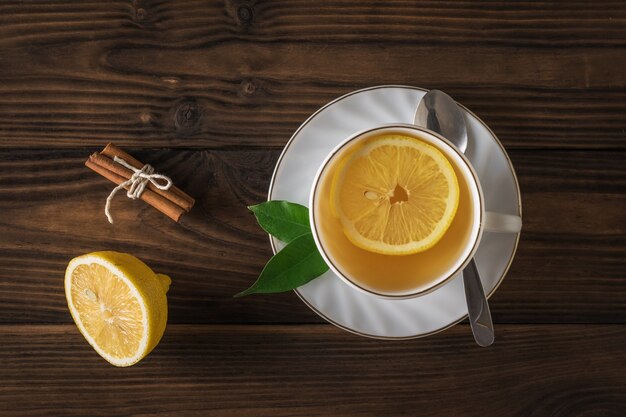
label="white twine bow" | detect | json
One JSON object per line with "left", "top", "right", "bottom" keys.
{"left": 105, "top": 156, "right": 173, "bottom": 224}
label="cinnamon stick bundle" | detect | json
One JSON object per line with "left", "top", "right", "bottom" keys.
{"left": 85, "top": 143, "right": 195, "bottom": 222}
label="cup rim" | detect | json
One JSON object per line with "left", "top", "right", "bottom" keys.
{"left": 309, "top": 123, "right": 485, "bottom": 300}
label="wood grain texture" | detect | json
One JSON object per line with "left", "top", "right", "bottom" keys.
{"left": 0, "top": 324, "right": 624, "bottom": 417}
{"left": 0, "top": 2, "right": 625, "bottom": 416}
{"left": 0, "top": 149, "right": 624, "bottom": 324}
{"left": 2, "top": 1, "right": 625, "bottom": 47}
{"left": 0, "top": 1, "right": 625, "bottom": 149}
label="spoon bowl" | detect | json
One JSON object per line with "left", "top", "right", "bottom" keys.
{"left": 414, "top": 90, "right": 468, "bottom": 153}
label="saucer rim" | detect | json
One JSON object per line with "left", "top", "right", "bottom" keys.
{"left": 268, "top": 85, "right": 522, "bottom": 340}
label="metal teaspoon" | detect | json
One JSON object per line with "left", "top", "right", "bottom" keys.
{"left": 414, "top": 89, "right": 494, "bottom": 347}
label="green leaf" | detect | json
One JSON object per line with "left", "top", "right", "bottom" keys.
{"left": 248, "top": 200, "right": 310, "bottom": 244}
{"left": 234, "top": 232, "right": 329, "bottom": 297}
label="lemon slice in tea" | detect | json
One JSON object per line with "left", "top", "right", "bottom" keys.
{"left": 65, "top": 251, "right": 170, "bottom": 367}
{"left": 331, "top": 134, "right": 459, "bottom": 255}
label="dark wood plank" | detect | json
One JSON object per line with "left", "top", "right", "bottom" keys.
{"left": 0, "top": 1, "right": 625, "bottom": 149}
{"left": 3, "top": 1, "right": 625, "bottom": 48}
{"left": 497, "top": 151, "right": 626, "bottom": 323}
{"left": 0, "top": 324, "right": 624, "bottom": 417}
{"left": 0, "top": 148, "right": 624, "bottom": 324}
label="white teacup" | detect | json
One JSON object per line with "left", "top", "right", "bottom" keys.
{"left": 309, "top": 124, "right": 522, "bottom": 299}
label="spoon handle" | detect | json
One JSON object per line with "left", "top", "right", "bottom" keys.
{"left": 462, "top": 259, "right": 494, "bottom": 347}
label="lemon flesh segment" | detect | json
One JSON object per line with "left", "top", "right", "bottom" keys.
{"left": 65, "top": 252, "right": 169, "bottom": 367}
{"left": 70, "top": 263, "right": 144, "bottom": 361}
{"left": 333, "top": 135, "right": 460, "bottom": 255}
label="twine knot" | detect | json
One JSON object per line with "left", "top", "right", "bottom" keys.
{"left": 105, "top": 156, "right": 172, "bottom": 223}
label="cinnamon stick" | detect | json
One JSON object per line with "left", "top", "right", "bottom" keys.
{"left": 101, "top": 143, "right": 195, "bottom": 212}
{"left": 89, "top": 152, "right": 193, "bottom": 212}
{"left": 85, "top": 158, "right": 185, "bottom": 222}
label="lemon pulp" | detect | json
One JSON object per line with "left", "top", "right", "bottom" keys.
{"left": 331, "top": 134, "right": 460, "bottom": 255}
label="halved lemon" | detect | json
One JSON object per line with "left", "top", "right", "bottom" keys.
{"left": 65, "top": 251, "right": 170, "bottom": 367}
{"left": 331, "top": 134, "right": 459, "bottom": 255}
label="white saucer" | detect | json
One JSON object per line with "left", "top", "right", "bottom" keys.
{"left": 268, "top": 86, "right": 522, "bottom": 339}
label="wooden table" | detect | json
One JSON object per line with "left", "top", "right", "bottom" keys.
{"left": 1, "top": 1, "right": 625, "bottom": 416}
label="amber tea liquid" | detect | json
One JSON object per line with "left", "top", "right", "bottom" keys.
{"left": 313, "top": 131, "right": 477, "bottom": 296}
